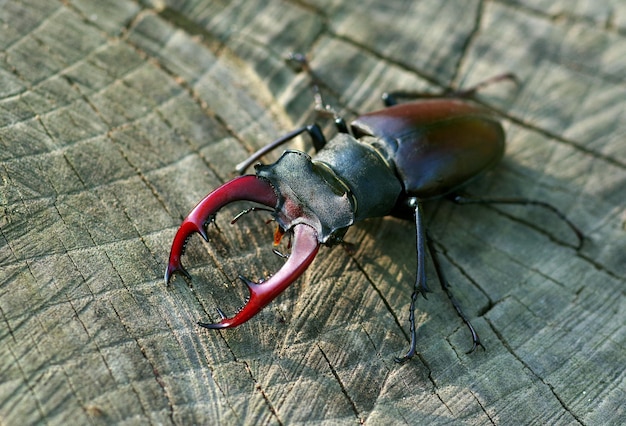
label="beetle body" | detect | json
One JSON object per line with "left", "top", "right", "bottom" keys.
{"left": 353, "top": 100, "right": 505, "bottom": 200}
{"left": 164, "top": 50, "right": 596, "bottom": 363}
{"left": 255, "top": 99, "right": 505, "bottom": 247}
{"left": 164, "top": 80, "right": 510, "bottom": 361}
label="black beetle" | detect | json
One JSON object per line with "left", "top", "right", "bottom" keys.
{"left": 165, "top": 54, "right": 582, "bottom": 362}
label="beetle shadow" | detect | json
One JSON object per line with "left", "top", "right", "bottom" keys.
{"left": 338, "top": 152, "right": 590, "bottom": 359}
{"left": 466, "top": 159, "right": 586, "bottom": 248}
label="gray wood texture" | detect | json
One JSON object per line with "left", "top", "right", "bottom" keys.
{"left": 1, "top": 0, "right": 624, "bottom": 424}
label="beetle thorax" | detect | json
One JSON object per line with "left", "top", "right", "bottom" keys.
{"left": 255, "top": 134, "right": 402, "bottom": 244}
{"left": 312, "top": 134, "right": 402, "bottom": 222}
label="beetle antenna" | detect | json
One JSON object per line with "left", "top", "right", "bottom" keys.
{"left": 272, "top": 248, "right": 288, "bottom": 258}
{"left": 231, "top": 206, "right": 275, "bottom": 225}
{"left": 285, "top": 53, "right": 345, "bottom": 126}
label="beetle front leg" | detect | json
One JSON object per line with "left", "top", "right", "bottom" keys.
{"left": 235, "top": 124, "right": 327, "bottom": 174}
{"left": 395, "top": 197, "right": 430, "bottom": 363}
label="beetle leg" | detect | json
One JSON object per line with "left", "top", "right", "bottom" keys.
{"left": 396, "top": 197, "right": 429, "bottom": 363}
{"left": 235, "top": 124, "right": 326, "bottom": 174}
{"left": 425, "top": 232, "right": 484, "bottom": 353}
{"left": 448, "top": 73, "right": 519, "bottom": 98}
{"left": 164, "top": 175, "right": 279, "bottom": 285}
{"left": 198, "top": 223, "right": 320, "bottom": 329}
{"left": 382, "top": 73, "right": 518, "bottom": 107}
{"left": 240, "top": 50, "right": 358, "bottom": 175}
{"left": 449, "top": 194, "right": 584, "bottom": 249}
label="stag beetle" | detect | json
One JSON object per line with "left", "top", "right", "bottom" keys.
{"left": 165, "top": 54, "right": 582, "bottom": 362}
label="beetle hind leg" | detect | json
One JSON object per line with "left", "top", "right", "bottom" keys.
{"left": 382, "top": 73, "right": 518, "bottom": 107}
{"left": 395, "top": 198, "right": 484, "bottom": 363}
{"left": 426, "top": 232, "right": 484, "bottom": 353}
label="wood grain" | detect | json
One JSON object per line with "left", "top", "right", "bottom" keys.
{"left": 1, "top": 0, "right": 624, "bottom": 424}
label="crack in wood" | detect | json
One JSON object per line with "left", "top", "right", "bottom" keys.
{"left": 317, "top": 344, "right": 363, "bottom": 423}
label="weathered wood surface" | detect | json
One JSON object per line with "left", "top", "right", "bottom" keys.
{"left": 1, "top": 0, "right": 624, "bottom": 424}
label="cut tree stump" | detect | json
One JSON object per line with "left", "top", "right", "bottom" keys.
{"left": 1, "top": 1, "right": 624, "bottom": 424}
